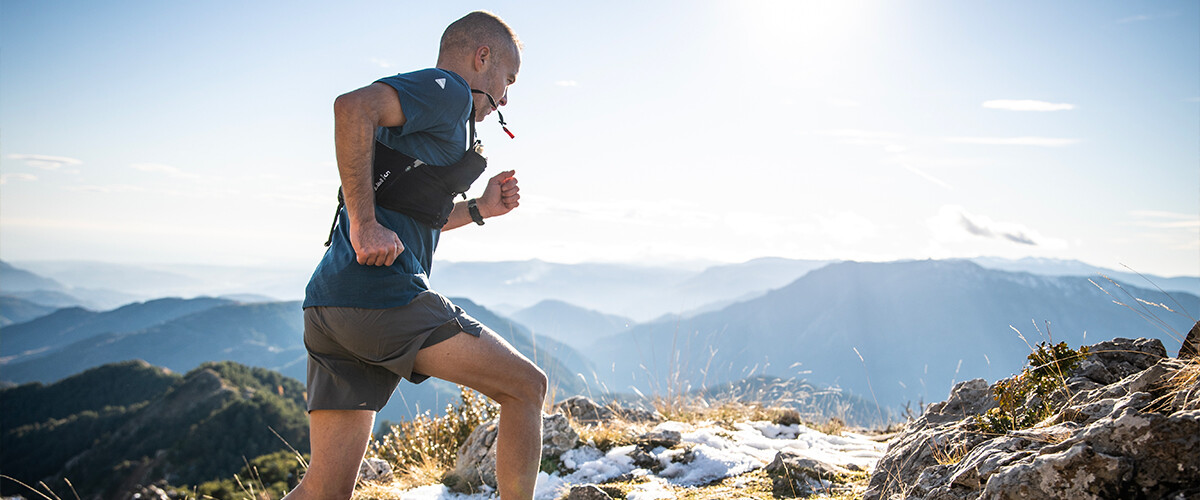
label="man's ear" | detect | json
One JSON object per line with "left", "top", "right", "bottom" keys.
{"left": 473, "top": 45, "right": 491, "bottom": 72}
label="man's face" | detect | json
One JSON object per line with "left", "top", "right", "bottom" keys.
{"left": 474, "top": 44, "right": 520, "bottom": 121}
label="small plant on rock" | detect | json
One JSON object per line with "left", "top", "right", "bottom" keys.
{"left": 974, "top": 341, "right": 1090, "bottom": 434}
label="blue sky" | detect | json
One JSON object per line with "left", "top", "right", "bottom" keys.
{"left": 2, "top": 1, "right": 1197, "bottom": 277}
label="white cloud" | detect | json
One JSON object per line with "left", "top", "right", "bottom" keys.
{"left": 942, "top": 136, "right": 1080, "bottom": 147}
{"left": 982, "top": 100, "right": 1075, "bottom": 112}
{"left": 0, "top": 173, "right": 38, "bottom": 184}
{"left": 7, "top": 154, "right": 83, "bottom": 170}
{"left": 370, "top": 57, "right": 394, "bottom": 69}
{"left": 555, "top": 80, "right": 579, "bottom": 87}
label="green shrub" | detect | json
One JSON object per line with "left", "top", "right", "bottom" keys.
{"left": 195, "top": 450, "right": 308, "bottom": 500}
{"left": 975, "top": 341, "right": 1090, "bottom": 434}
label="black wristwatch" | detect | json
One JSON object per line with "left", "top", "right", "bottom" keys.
{"left": 468, "top": 198, "right": 485, "bottom": 226}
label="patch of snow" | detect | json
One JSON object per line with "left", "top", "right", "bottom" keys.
{"left": 383, "top": 419, "right": 888, "bottom": 500}
{"left": 626, "top": 476, "right": 676, "bottom": 500}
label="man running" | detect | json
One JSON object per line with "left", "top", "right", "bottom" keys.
{"left": 285, "top": 11, "right": 546, "bottom": 500}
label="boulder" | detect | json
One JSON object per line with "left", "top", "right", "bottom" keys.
{"left": 447, "top": 412, "right": 579, "bottom": 493}
{"left": 358, "top": 457, "right": 393, "bottom": 483}
{"left": 554, "top": 395, "right": 662, "bottom": 425}
{"left": 1181, "top": 320, "right": 1200, "bottom": 359}
{"left": 566, "top": 484, "right": 613, "bottom": 500}
{"left": 864, "top": 337, "right": 1200, "bottom": 500}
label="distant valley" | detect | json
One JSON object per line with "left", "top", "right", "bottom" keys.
{"left": 3, "top": 257, "right": 1197, "bottom": 423}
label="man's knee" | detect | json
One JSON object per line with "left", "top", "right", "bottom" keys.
{"left": 505, "top": 361, "right": 548, "bottom": 406}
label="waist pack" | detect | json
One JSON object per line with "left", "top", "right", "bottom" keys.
{"left": 326, "top": 142, "right": 486, "bottom": 245}
{"left": 366, "top": 139, "right": 486, "bottom": 228}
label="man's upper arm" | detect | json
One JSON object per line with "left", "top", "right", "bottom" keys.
{"left": 335, "top": 82, "right": 406, "bottom": 128}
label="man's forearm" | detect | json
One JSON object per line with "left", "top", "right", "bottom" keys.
{"left": 442, "top": 200, "right": 476, "bottom": 231}
{"left": 333, "top": 95, "right": 380, "bottom": 228}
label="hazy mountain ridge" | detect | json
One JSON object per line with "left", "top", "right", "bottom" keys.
{"left": 0, "top": 296, "right": 236, "bottom": 365}
{"left": 588, "top": 260, "right": 1199, "bottom": 412}
{"left": 0, "top": 270, "right": 596, "bottom": 425}
{"left": 0, "top": 295, "right": 62, "bottom": 327}
{"left": 968, "top": 256, "right": 1200, "bottom": 296}
{"left": 1, "top": 301, "right": 307, "bottom": 384}
{"left": 512, "top": 299, "right": 635, "bottom": 350}
{"left": 4, "top": 259, "right": 1196, "bottom": 417}
{"left": 1, "top": 260, "right": 145, "bottom": 310}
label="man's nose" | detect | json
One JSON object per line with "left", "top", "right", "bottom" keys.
{"left": 498, "top": 90, "right": 508, "bottom": 107}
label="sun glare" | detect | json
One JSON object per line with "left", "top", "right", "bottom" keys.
{"left": 735, "top": 0, "right": 871, "bottom": 52}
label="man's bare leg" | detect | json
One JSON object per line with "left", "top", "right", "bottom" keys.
{"left": 413, "top": 329, "right": 548, "bottom": 500}
{"left": 282, "top": 409, "right": 375, "bottom": 500}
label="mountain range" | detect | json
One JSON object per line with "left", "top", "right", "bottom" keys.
{"left": 585, "top": 259, "right": 1198, "bottom": 411}
{"left": 2, "top": 257, "right": 1197, "bottom": 421}
{"left": 0, "top": 280, "right": 594, "bottom": 425}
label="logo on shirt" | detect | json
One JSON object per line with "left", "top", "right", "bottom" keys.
{"left": 435, "top": 78, "right": 446, "bottom": 89}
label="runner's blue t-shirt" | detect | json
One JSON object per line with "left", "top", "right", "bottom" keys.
{"left": 303, "top": 68, "right": 473, "bottom": 309}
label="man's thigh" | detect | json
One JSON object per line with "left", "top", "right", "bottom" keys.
{"left": 412, "top": 328, "right": 544, "bottom": 401}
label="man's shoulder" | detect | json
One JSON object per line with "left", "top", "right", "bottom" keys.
{"left": 376, "top": 68, "right": 469, "bottom": 95}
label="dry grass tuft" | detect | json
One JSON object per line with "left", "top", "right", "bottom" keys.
{"left": 364, "top": 386, "right": 498, "bottom": 489}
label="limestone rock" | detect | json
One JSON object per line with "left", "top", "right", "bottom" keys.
{"left": 863, "top": 337, "right": 1200, "bottom": 500}
{"left": 635, "top": 429, "right": 681, "bottom": 450}
{"left": 566, "top": 484, "right": 613, "bottom": 500}
{"left": 358, "top": 457, "right": 394, "bottom": 483}
{"left": 1181, "top": 320, "right": 1200, "bottom": 359}
{"left": 554, "top": 395, "right": 662, "bottom": 425}
{"left": 447, "top": 412, "right": 580, "bottom": 493}
{"left": 556, "top": 396, "right": 616, "bottom": 424}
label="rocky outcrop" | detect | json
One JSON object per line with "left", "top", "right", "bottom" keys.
{"left": 446, "top": 412, "right": 579, "bottom": 492}
{"left": 863, "top": 337, "right": 1200, "bottom": 500}
{"left": 553, "top": 396, "right": 661, "bottom": 425}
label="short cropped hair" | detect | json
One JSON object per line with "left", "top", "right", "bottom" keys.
{"left": 438, "top": 11, "right": 522, "bottom": 63}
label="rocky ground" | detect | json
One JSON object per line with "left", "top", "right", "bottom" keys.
{"left": 864, "top": 335, "right": 1200, "bottom": 500}
{"left": 350, "top": 331, "right": 1200, "bottom": 500}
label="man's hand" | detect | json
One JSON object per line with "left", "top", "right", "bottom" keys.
{"left": 478, "top": 170, "right": 520, "bottom": 218}
{"left": 350, "top": 220, "right": 404, "bottom": 266}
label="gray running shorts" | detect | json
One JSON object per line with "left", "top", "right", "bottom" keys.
{"left": 302, "top": 290, "right": 489, "bottom": 412}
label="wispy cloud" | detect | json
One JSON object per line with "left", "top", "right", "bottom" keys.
{"left": 826, "top": 98, "right": 862, "bottom": 108}
{"left": 0, "top": 173, "right": 38, "bottom": 184}
{"left": 66, "top": 184, "right": 147, "bottom": 194}
{"left": 928, "top": 205, "right": 1061, "bottom": 247}
{"left": 7, "top": 154, "right": 83, "bottom": 170}
{"left": 1128, "top": 210, "right": 1200, "bottom": 251}
{"left": 958, "top": 213, "right": 1035, "bottom": 245}
{"left": 942, "top": 136, "right": 1080, "bottom": 147}
{"left": 1130, "top": 210, "right": 1200, "bottom": 230}
{"left": 983, "top": 99, "right": 1075, "bottom": 112}
{"left": 131, "top": 163, "right": 201, "bottom": 180}
{"left": 555, "top": 80, "right": 579, "bottom": 87}
{"left": 369, "top": 57, "right": 394, "bottom": 69}
{"left": 901, "top": 164, "right": 953, "bottom": 191}
{"left": 816, "top": 129, "right": 902, "bottom": 146}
